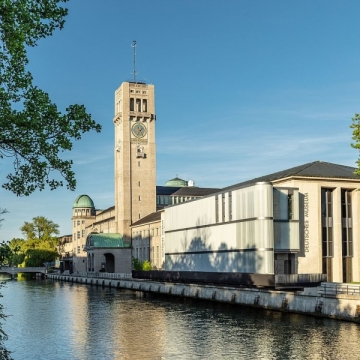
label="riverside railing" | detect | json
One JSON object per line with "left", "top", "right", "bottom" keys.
{"left": 69, "top": 271, "right": 132, "bottom": 279}
{"left": 319, "top": 283, "right": 360, "bottom": 297}
{"left": 275, "top": 274, "right": 327, "bottom": 288}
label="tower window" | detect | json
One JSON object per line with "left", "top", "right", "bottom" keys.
{"left": 139, "top": 196, "right": 141, "bottom": 201}
{"left": 143, "top": 99, "right": 147, "bottom": 112}
{"left": 130, "top": 98, "right": 134, "bottom": 111}
{"left": 139, "top": 181, "right": 141, "bottom": 186}
{"left": 136, "top": 99, "right": 141, "bottom": 112}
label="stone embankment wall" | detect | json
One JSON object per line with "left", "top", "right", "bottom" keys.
{"left": 48, "top": 274, "right": 360, "bottom": 323}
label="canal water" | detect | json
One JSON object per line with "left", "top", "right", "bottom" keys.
{"left": 1, "top": 278, "right": 360, "bottom": 360}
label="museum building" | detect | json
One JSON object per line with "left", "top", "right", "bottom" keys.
{"left": 58, "top": 80, "right": 360, "bottom": 283}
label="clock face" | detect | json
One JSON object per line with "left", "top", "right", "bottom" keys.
{"left": 132, "top": 123, "right": 147, "bottom": 138}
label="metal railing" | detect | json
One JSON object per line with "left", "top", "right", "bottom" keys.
{"left": 69, "top": 271, "right": 132, "bottom": 279}
{"left": 319, "top": 283, "right": 360, "bottom": 297}
{"left": 275, "top": 274, "right": 327, "bottom": 286}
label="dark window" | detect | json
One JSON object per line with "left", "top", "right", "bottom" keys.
{"left": 341, "top": 189, "right": 353, "bottom": 257}
{"left": 288, "top": 192, "right": 293, "bottom": 220}
{"left": 228, "top": 192, "right": 232, "bottom": 221}
{"left": 321, "top": 189, "right": 333, "bottom": 258}
{"left": 222, "top": 194, "right": 225, "bottom": 222}
{"left": 215, "top": 196, "right": 219, "bottom": 223}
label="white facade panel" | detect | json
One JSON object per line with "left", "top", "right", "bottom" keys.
{"left": 164, "top": 183, "right": 276, "bottom": 275}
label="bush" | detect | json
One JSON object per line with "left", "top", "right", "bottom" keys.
{"left": 132, "top": 257, "right": 152, "bottom": 271}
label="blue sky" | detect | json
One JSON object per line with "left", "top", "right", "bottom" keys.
{"left": 1, "top": 0, "right": 360, "bottom": 241}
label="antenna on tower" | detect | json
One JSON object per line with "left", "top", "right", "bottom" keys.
{"left": 131, "top": 40, "right": 137, "bottom": 83}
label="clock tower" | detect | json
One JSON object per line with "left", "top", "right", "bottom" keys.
{"left": 113, "top": 82, "right": 156, "bottom": 242}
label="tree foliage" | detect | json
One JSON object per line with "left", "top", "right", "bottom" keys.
{"left": 351, "top": 113, "right": 360, "bottom": 174}
{"left": 0, "top": 242, "right": 13, "bottom": 267}
{"left": 20, "top": 216, "right": 59, "bottom": 242}
{"left": 132, "top": 257, "right": 152, "bottom": 271}
{"left": 0, "top": 0, "right": 101, "bottom": 196}
{"left": 0, "top": 209, "right": 8, "bottom": 229}
{"left": 24, "top": 249, "right": 58, "bottom": 267}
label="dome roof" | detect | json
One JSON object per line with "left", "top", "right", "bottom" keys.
{"left": 165, "top": 177, "right": 188, "bottom": 187}
{"left": 73, "top": 195, "right": 95, "bottom": 209}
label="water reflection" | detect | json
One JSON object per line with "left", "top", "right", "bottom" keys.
{"left": 1, "top": 280, "right": 360, "bottom": 359}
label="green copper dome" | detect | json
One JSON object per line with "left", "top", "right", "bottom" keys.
{"left": 73, "top": 195, "right": 95, "bottom": 209}
{"left": 165, "top": 177, "right": 188, "bottom": 187}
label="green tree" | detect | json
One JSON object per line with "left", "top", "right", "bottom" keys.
{"left": 0, "top": 242, "right": 13, "bottom": 267}
{"left": 351, "top": 113, "right": 360, "bottom": 174}
{"left": 0, "top": 0, "right": 101, "bottom": 196}
{"left": 20, "top": 216, "right": 59, "bottom": 242}
{"left": 24, "top": 249, "right": 58, "bottom": 267}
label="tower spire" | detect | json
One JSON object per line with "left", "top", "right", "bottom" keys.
{"left": 131, "top": 40, "right": 137, "bottom": 83}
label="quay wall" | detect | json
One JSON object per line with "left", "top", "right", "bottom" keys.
{"left": 48, "top": 274, "right": 360, "bottom": 323}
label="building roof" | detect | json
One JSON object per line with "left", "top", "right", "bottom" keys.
{"left": 172, "top": 187, "right": 221, "bottom": 197}
{"left": 86, "top": 233, "right": 130, "bottom": 248}
{"left": 165, "top": 177, "right": 188, "bottom": 187}
{"left": 73, "top": 195, "right": 95, "bottom": 208}
{"left": 131, "top": 211, "right": 162, "bottom": 227}
{"left": 95, "top": 206, "right": 115, "bottom": 216}
{"left": 156, "top": 186, "right": 181, "bottom": 196}
{"left": 223, "top": 161, "right": 360, "bottom": 191}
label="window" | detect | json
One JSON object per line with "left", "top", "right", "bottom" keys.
{"left": 222, "top": 194, "right": 225, "bottom": 222}
{"left": 138, "top": 161, "right": 140, "bottom": 167}
{"left": 288, "top": 192, "right": 293, "bottom": 220}
{"left": 139, "top": 195, "right": 141, "bottom": 201}
{"left": 77, "top": 220, "right": 80, "bottom": 226}
{"left": 82, "top": 230, "right": 85, "bottom": 238}
{"left": 77, "top": 246, "right": 80, "bottom": 254}
{"left": 82, "top": 220, "right": 85, "bottom": 224}
{"left": 136, "top": 99, "right": 141, "bottom": 112}
{"left": 73, "top": 233, "right": 76, "bottom": 241}
{"left": 143, "top": 99, "right": 147, "bottom": 112}
{"left": 77, "top": 231, "right": 80, "bottom": 239}
{"left": 321, "top": 189, "right": 333, "bottom": 259}
{"left": 228, "top": 192, "right": 232, "bottom": 221}
{"left": 341, "top": 189, "right": 353, "bottom": 257}
{"left": 130, "top": 98, "right": 134, "bottom": 111}
{"left": 215, "top": 195, "right": 219, "bottom": 223}
{"left": 139, "top": 181, "right": 141, "bottom": 187}
{"left": 74, "top": 221, "right": 76, "bottom": 226}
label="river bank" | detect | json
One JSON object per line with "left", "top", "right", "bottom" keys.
{"left": 48, "top": 273, "right": 360, "bottom": 323}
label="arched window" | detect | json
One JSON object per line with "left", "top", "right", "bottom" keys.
{"left": 136, "top": 99, "right": 141, "bottom": 112}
